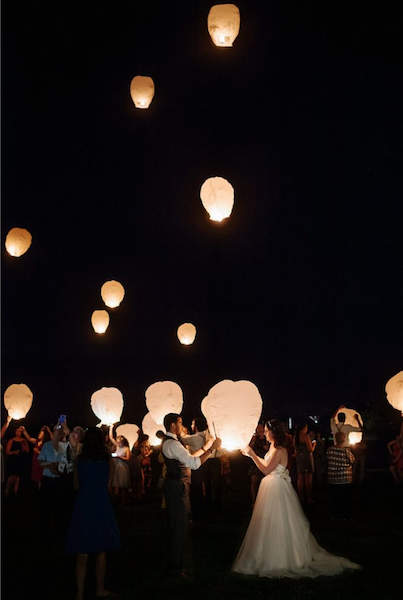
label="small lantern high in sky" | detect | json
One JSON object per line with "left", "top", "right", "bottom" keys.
{"left": 145, "top": 381, "right": 183, "bottom": 426}
{"left": 101, "top": 280, "right": 125, "bottom": 308}
{"left": 4, "top": 383, "right": 33, "bottom": 420}
{"left": 177, "top": 323, "right": 197, "bottom": 345}
{"left": 116, "top": 423, "right": 140, "bottom": 450}
{"left": 91, "top": 310, "right": 110, "bottom": 334}
{"left": 200, "top": 176, "right": 234, "bottom": 222}
{"left": 90, "top": 387, "right": 124, "bottom": 426}
{"left": 385, "top": 371, "right": 403, "bottom": 414}
{"left": 130, "top": 75, "right": 155, "bottom": 109}
{"left": 142, "top": 412, "right": 164, "bottom": 446}
{"left": 5, "top": 227, "right": 32, "bottom": 257}
{"left": 201, "top": 379, "right": 262, "bottom": 450}
{"left": 207, "top": 4, "right": 240, "bottom": 47}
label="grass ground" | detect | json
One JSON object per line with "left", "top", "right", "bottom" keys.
{"left": 2, "top": 456, "right": 402, "bottom": 600}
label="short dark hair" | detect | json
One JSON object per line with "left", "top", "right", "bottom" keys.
{"left": 335, "top": 431, "right": 346, "bottom": 444}
{"left": 164, "top": 413, "right": 180, "bottom": 432}
{"left": 193, "top": 417, "right": 207, "bottom": 432}
{"left": 338, "top": 412, "right": 346, "bottom": 423}
{"left": 80, "top": 427, "right": 110, "bottom": 462}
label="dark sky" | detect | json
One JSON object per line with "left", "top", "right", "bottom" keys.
{"left": 2, "top": 0, "right": 403, "bottom": 432}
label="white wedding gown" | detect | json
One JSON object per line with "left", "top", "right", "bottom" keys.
{"left": 232, "top": 462, "right": 361, "bottom": 579}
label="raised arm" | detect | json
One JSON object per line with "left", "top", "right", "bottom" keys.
{"left": 108, "top": 425, "right": 118, "bottom": 447}
{"left": 242, "top": 446, "right": 283, "bottom": 476}
{"left": 1, "top": 416, "right": 12, "bottom": 439}
{"left": 21, "top": 426, "right": 36, "bottom": 444}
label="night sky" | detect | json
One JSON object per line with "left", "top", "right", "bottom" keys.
{"left": 2, "top": 0, "right": 402, "bottom": 432}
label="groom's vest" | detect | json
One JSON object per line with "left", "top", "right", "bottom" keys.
{"left": 161, "top": 435, "right": 191, "bottom": 484}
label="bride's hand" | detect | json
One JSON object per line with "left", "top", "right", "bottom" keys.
{"left": 241, "top": 446, "right": 252, "bottom": 457}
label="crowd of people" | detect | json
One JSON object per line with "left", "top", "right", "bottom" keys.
{"left": 1, "top": 406, "right": 402, "bottom": 596}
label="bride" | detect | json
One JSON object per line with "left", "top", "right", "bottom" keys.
{"left": 232, "top": 419, "right": 361, "bottom": 579}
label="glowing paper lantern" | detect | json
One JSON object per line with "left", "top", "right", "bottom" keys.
{"left": 145, "top": 381, "right": 183, "bottom": 425}
{"left": 207, "top": 4, "right": 240, "bottom": 47}
{"left": 200, "top": 177, "right": 234, "bottom": 222}
{"left": 91, "top": 310, "right": 110, "bottom": 334}
{"left": 385, "top": 372, "right": 403, "bottom": 413}
{"left": 3, "top": 383, "right": 33, "bottom": 420}
{"left": 349, "top": 432, "right": 363, "bottom": 445}
{"left": 101, "top": 280, "right": 125, "bottom": 308}
{"left": 142, "top": 412, "right": 165, "bottom": 446}
{"left": 116, "top": 423, "right": 140, "bottom": 450}
{"left": 130, "top": 76, "right": 155, "bottom": 109}
{"left": 334, "top": 407, "right": 363, "bottom": 428}
{"left": 5, "top": 228, "right": 32, "bottom": 257}
{"left": 177, "top": 323, "right": 197, "bottom": 345}
{"left": 90, "top": 387, "right": 124, "bottom": 426}
{"left": 201, "top": 379, "right": 263, "bottom": 450}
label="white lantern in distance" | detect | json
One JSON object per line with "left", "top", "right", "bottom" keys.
{"left": 207, "top": 4, "right": 240, "bottom": 47}
{"left": 116, "top": 423, "right": 140, "bottom": 450}
{"left": 90, "top": 387, "right": 124, "bottom": 426}
{"left": 142, "top": 412, "right": 165, "bottom": 446}
{"left": 200, "top": 176, "right": 234, "bottom": 222}
{"left": 348, "top": 432, "right": 363, "bottom": 445}
{"left": 145, "top": 381, "right": 183, "bottom": 426}
{"left": 177, "top": 323, "right": 197, "bottom": 345}
{"left": 130, "top": 76, "right": 155, "bottom": 109}
{"left": 5, "top": 228, "right": 32, "bottom": 257}
{"left": 385, "top": 372, "right": 403, "bottom": 413}
{"left": 101, "top": 280, "right": 125, "bottom": 308}
{"left": 201, "top": 379, "right": 263, "bottom": 450}
{"left": 91, "top": 310, "right": 110, "bottom": 334}
{"left": 3, "top": 383, "right": 33, "bottom": 420}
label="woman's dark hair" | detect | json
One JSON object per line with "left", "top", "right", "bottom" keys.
{"left": 79, "top": 427, "right": 110, "bottom": 462}
{"left": 294, "top": 423, "right": 307, "bottom": 446}
{"left": 118, "top": 435, "right": 129, "bottom": 448}
{"left": 266, "top": 419, "right": 287, "bottom": 448}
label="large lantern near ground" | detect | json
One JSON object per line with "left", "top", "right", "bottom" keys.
{"left": 130, "top": 76, "right": 155, "bottom": 109}
{"left": 3, "top": 383, "right": 33, "bottom": 420}
{"left": 385, "top": 372, "right": 403, "bottom": 414}
{"left": 116, "top": 423, "right": 140, "bottom": 450}
{"left": 5, "top": 228, "right": 32, "bottom": 257}
{"left": 142, "top": 412, "right": 165, "bottom": 446}
{"left": 145, "top": 381, "right": 183, "bottom": 426}
{"left": 101, "top": 280, "right": 125, "bottom": 308}
{"left": 200, "top": 177, "right": 234, "bottom": 222}
{"left": 207, "top": 4, "right": 240, "bottom": 47}
{"left": 201, "top": 379, "right": 262, "bottom": 450}
{"left": 90, "top": 387, "right": 124, "bottom": 426}
{"left": 91, "top": 310, "right": 110, "bottom": 334}
{"left": 177, "top": 323, "right": 197, "bottom": 345}
{"left": 334, "top": 407, "right": 363, "bottom": 428}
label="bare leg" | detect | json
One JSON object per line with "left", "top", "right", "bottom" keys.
{"left": 95, "top": 552, "right": 111, "bottom": 598}
{"left": 5, "top": 475, "right": 17, "bottom": 496}
{"left": 75, "top": 553, "right": 88, "bottom": 600}
{"left": 13, "top": 475, "right": 20, "bottom": 495}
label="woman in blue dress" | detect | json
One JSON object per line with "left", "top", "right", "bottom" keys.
{"left": 66, "top": 427, "right": 121, "bottom": 600}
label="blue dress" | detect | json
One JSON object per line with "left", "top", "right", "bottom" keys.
{"left": 66, "top": 460, "right": 121, "bottom": 554}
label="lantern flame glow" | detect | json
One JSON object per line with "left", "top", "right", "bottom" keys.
{"left": 200, "top": 176, "right": 234, "bottom": 222}
{"left": 348, "top": 432, "right": 362, "bottom": 445}
{"left": 207, "top": 4, "right": 240, "bottom": 47}
{"left": 142, "top": 412, "right": 164, "bottom": 446}
{"left": 5, "top": 228, "right": 32, "bottom": 257}
{"left": 101, "top": 280, "right": 125, "bottom": 308}
{"left": 177, "top": 323, "right": 197, "bottom": 345}
{"left": 4, "top": 383, "right": 33, "bottom": 420}
{"left": 91, "top": 310, "right": 110, "bottom": 334}
{"left": 130, "top": 75, "right": 155, "bottom": 109}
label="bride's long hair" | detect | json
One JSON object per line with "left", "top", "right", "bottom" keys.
{"left": 266, "top": 419, "right": 287, "bottom": 448}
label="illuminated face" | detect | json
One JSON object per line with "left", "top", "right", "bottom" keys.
{"left": 38, "top": 430, "right": 45, "bottom": 440}
{"left": 264, "top": 426, "right": 273, "bottom": 443}
{"left": 117, "top": 436, "right": 125, "bottom": 446}
{"left": 16, "top": 427, "right": 23, "bottom": 436}
{"left": 191, "top": 420, "right": 196, "bottom": 433}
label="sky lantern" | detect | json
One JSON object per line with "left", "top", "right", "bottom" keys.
{"left": 207, "top": 4, "right": 240, "bottom": 47}
{"left": 101, "top": 280, "right": 125, "bottom": 308}
{"left": 201, "top": 379, "right": 262, "bottom": 450}
{"left": 334, "top": 407, "right": 363, "bottom": 428}
{"left": 90, "top": 387, "right": 124, "bottom": 426}
{"left": 145, "top": 381, "right": 183, "bottom": 426}
{"left": 130, "top": 75, "right": 155, "bottom": 109}
{"left": 5, "top": 227, "right": 32, "bottom": 257}
{"left": 177, "top": 323, "right": 197, "bottom": 345}
{"left": 385, "top": 372, "right": 403, "bottom": 413}
{"left": 91, "top": 310, "right": 110, "bottom": 334}
{"left": 142, "top": 412, "right": 164, "bottom": 446}
{"left": 200, "top": 176, "right": 234, "bottom": 222}
{"left": 116, "top": 423, "right": 140, "bottom": 450}
{"left": 348, "top": 432, "right": 363, "bottom": 445}
{"left": 4, "top": 384, "right": 33, "bottom": 420}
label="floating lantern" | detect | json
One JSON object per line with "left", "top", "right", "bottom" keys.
{"left": 177, "top": 323, "right": 197, "bottom": 345}
{"left": 207, "top": 4, "right": 240, "bottom": 47}
{"left": 91, "top": 310, "right": 110, "bottom": 334}
{"left": 3, "top": 383, "right": 33, "bottom": 420}
{"left": 200, "top": 176, "right": 234, "bottom": 222}
{"left": 201, "top": 379, "right": 262, "bottom": 450}
{"left": 385, "top": 372, "right": 403, "bottom": 413}
{"left": 145, "top": 381, "right": 183, "bottom": 426}
{"left": 334, "top": 407, "right": 363, "bottom": 428}
{"left": 348, "top": 432, "right": 363, "bottom": 445}
{"left": 116, "top": 423, "right": 140, "bottom": 450}
{"left": 90, "top": 387, "right": 124, "bottom": 426}
{"left": 130, "top": 75, "right": 155, "bottom": 109}
{"left": 5, "top": 228, "right": 32, "bottom": 257}
{"left": 142, "top": 412, "right": 164, "bottom": 446}
{"left": 101, "top": 280, "right": 125, "bottom": 308}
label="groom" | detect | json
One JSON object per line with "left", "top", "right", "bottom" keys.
{"left": 161, "top": 413, "right": 221, "bottom": 577}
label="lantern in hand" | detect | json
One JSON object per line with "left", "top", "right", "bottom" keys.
{"left": 145, "top": 381, "right": 183, "bottom": 426}
{"left": 177, "top": 323, "right": 197, "bottom": 345}
{"left": 3, "top": 384, "right": 33, "bottom": 420}
{"left": 90, "top": 387, "right": 124, "bottom": 426}
{"left": 200, "top": 176, "right": 234, "bottom": 222}
{"left": 207, "top": 4, "right": 240, "bottom": 47}
{"left": 130, "top": 76, "right": 155, "bottom": 109}
{"left": 142, "top": 412, "right": 164, "bottom": 446}
{"left": 5, "top": 228, "right": 32, "bottom": 257}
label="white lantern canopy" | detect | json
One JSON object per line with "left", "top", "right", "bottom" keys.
{"left": 200, "top": 177, "right": 234, "bottom": 222}
{"left": 142, "top": 412, "right": 165, "bottom": 446}
{"left": 385, "top": 372, "right": 403, "bottom": 413}
{"left": 177, "top": 323, "right": 197, "bottom": 345}
{"left": 348, "top": 432, "right": 363, "bottom": 445}
{"left": 116, "top": 423, "right": 140, "bottom": 450}
{"left": 207, "top": 4, "right": 240, "bottom": 47}
{"left": 91, "top": 310, "right": 110, "bottom": 334}
{"left": 90, "top": 387, "right": 124, "bottom": 426}
{"left": 5, "top": 228, "right": 32, "bottom": 257}
{"left": 145, "top": 381, "right": 183, "bottom": 426}
{"left": 334, "top": 407, "right": 363, "bottom": 428}
{"left": 101, "top": 280, "right": 125, "bottom": 308}
{"left": 3, "top": 383, "right": 33, "bottom": 420}
{"left": 201, "top": 379, "right": 263, "bottom": 450}
{"left": 130, "top": 76, "right": 155, "bottom": 109}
